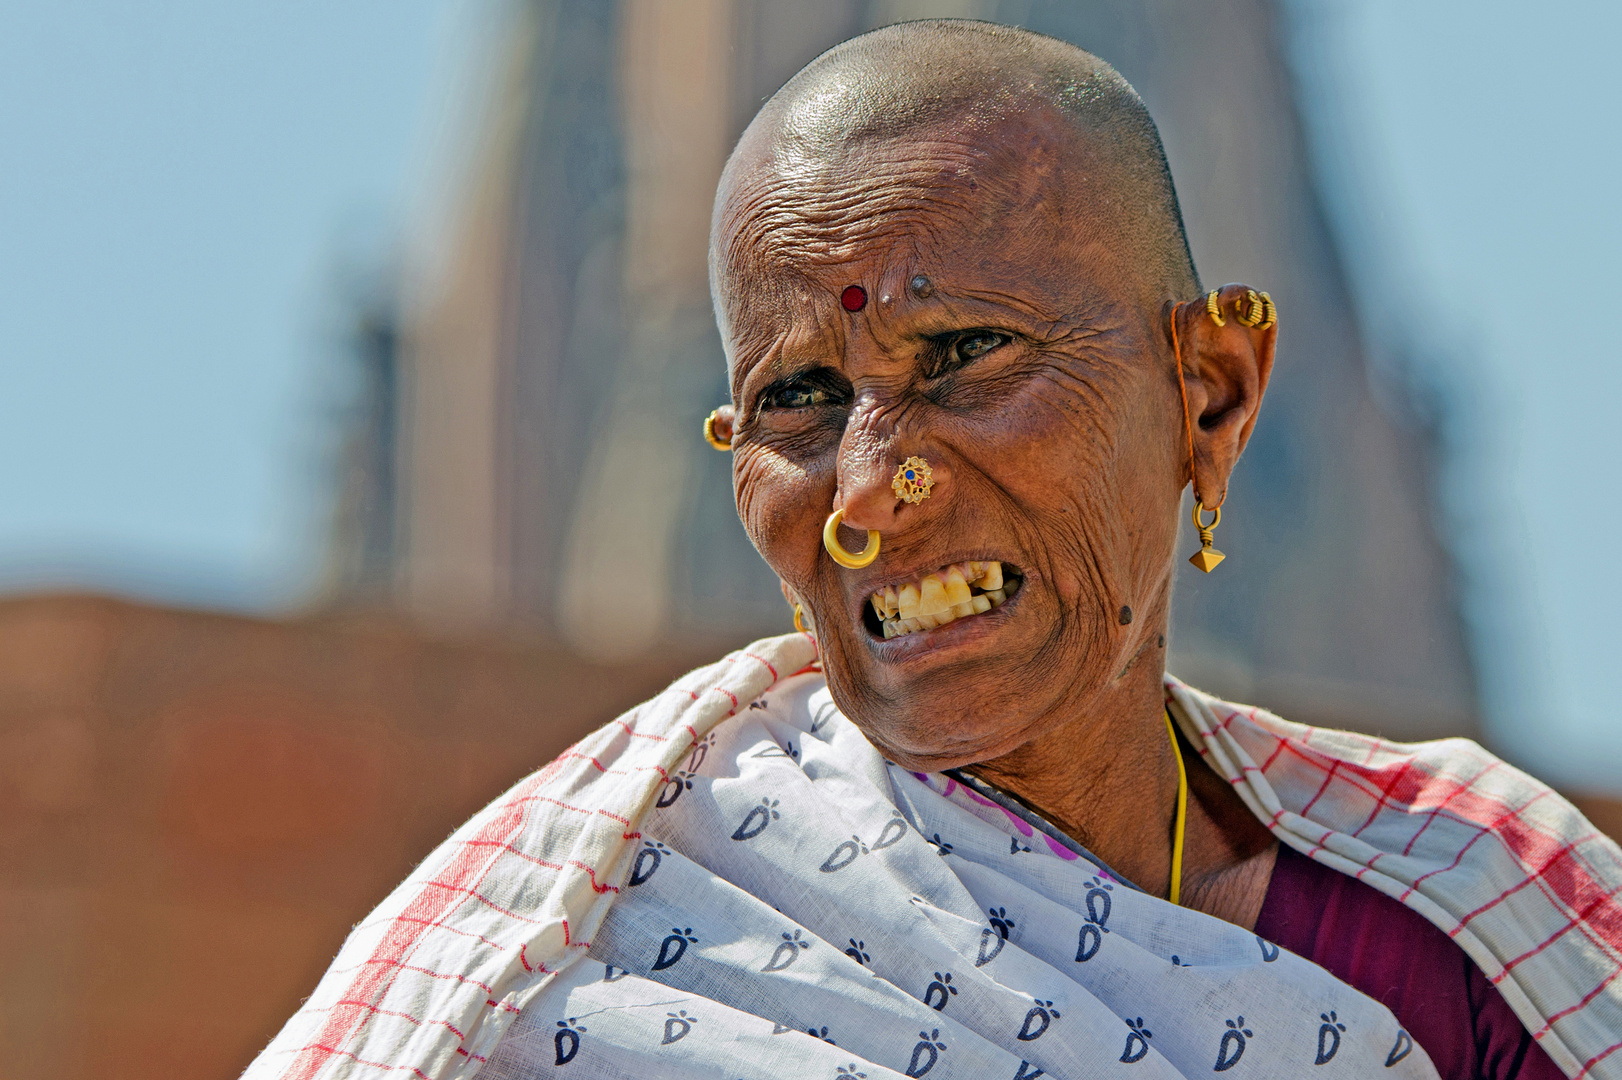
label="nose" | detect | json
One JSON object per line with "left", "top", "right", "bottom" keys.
{"left": 834, "top": 430, "right": 943, "bottom": 537}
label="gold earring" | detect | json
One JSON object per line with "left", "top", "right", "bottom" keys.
{"left": 1205, "top": 289, "right": 1226, "bottom": 327}
{"left": 1237, "top": 289, "right": 1261, "bottom": 327}
{"left": 702, "top": 408, "right": 731, "bottom": 451}
{"left": 823, "top": 508, "right": 880, "bottom": 569}
{"left": 793, "top": 604, "right": 813, "bottom": 634}
{"left": 1235, "top": 290, "right": 1277, "bottom": 330}
{"left": 1188, "top": 500, "right": 1225, "bottom": 572}
{"left": 891, "top": 456, "right": 934, "bottom": 504}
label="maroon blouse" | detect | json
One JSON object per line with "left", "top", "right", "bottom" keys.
{"left": 1255, "top": 843, "right": 1565, "bottom": 1080}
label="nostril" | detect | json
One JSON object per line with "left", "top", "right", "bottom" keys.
{"left": 836, "top": 489, "right": 897, "bottom": 533}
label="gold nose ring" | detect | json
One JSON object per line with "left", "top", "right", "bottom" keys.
{"left": 891, "top": 456, "right": 934, "bottom": 504}
{"left": 823, "top": 508, "right": 880, "bottom": 569}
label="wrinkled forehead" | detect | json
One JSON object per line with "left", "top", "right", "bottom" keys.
{"left": 712, "top": 112, "right": 1122, "bottom": 350}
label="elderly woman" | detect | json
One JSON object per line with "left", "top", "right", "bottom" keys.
{"left": 248, "top": 22, "right": 1619, "bottom": 1080}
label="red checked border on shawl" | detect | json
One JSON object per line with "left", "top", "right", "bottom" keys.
{"left": 266, "top": 634, "right": 816, "bottom": 1080}
{"left": 280, "top": 759, "right": 565, "bottom": 1080}
{"left": 1192, "top": 690, "right": 1622, "bottom": 1077}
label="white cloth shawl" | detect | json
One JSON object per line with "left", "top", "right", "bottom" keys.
{"left": 243, "top": 633, "right": 1622, "bottom": 1080}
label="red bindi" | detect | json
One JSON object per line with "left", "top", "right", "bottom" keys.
{"left": 840, "top": 285, "right": 867, "bottom": 312}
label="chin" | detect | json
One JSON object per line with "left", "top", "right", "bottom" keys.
{"left": 819, "top": 569, "right": 1117, "bottom": 772}
{"left": 826, "top": 652, "right": 1073, "bottom": 774}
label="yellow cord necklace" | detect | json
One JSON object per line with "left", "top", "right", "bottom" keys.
{"left": 1163, "top": 710, "right": 1188, "bottom": 905}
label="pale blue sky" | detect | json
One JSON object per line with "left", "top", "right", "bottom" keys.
{"left": 0, "top": 2, "right": 1615, "bottom": 790}
{"left": 0, "top": 0, "right": 453, "bottom": 605}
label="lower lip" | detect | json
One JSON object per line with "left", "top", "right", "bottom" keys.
{"left": 866, "top": 585, "right": 1023, "bottom": 662}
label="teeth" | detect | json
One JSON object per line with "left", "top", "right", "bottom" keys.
{"left": 870, "top": 561, "right": 1018, "bottom": 639}
{"left": 917, "top": 575, "right": 950, "bottom": 617}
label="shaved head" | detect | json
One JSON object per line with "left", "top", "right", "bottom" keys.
{"left": 711, "top": 19, "right": 1198, "bottom": 347}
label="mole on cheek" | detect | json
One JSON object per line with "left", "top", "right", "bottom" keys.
{"left": 909, "top": 275, "right": 934, "bottom": 299}
{"left": 1119, "top": 606, "right": 1133, "bottom": 625}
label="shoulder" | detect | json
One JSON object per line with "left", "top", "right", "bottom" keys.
{"left": 1168, "top": 675, "right": 1615, "bottom": 891}
{"left": 1170, "top": 675, "right": 1622, "bottom": 1079}
{"left": 1258, "top": 845, "right": 1565, "bottom": 1080}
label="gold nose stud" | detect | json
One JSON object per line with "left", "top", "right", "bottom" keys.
{"left": 891, "top": 456, "right": 934, "bottom": 504}
{"left": 823, "top": 508, "right": 880, "bottom": 569}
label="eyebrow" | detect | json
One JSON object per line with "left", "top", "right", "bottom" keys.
{"left": 731, "top": 337, "right": 804, "bottom": 402}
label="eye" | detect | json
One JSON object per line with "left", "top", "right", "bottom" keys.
{"left": 768, "top": 382, "right": 830, "bottom": 408}
{"left": 766, "top": 382, "right": 831, "bottom": 409}
{"left": 954, "top": 331, "right": 1007, "bottom": 362}
{"left": 926, "top": 329, "right": 1010, "bottom": 377}
{"left": 757, "top": 368, "right": 847, "bottom": 412}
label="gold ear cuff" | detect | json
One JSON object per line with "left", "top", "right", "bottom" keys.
{"left": 1207, "top": 288, "right": 1277, "bottom": 330}
{"left": 1236, "top": 289, "right": 1277, "bottom": 330}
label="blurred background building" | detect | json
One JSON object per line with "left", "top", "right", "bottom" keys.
{"left": 1, "top": 2, "right": 1617, "bottom": 1079}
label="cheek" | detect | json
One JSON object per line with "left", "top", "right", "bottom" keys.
{"left": 962, "top": 367, "right": 1155, "bottom": 614}
{"left": 734, "top": 448, "right": 826, "bottom": 579}
{"left": 977, "top": 375, "right": 1122, "bottom": 531}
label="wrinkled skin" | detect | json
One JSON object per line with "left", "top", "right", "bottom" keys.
{"left": 709, "top": 101, "right": 1280, "bottom": 922}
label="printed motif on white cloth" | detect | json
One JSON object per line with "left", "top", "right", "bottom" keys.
{"left": 241, "top": 633, "right": 1622, "bottom": 1080}
{"left": 483, "top": 674, "right": 1434, "bottom": 1079}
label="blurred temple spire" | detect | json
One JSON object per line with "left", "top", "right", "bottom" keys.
{"left": 325, "top": 285, "right": 402, "bottom": 602}
{"left": 325, "top": 0, "right": 1478, "bottom": 740}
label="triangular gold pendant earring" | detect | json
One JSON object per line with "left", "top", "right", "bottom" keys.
{"left": 1188, "top": 501, "right": 1225, "bottom": 573}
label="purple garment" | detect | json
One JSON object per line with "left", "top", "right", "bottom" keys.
{"left": 1255, "top": 843, "right": 1565, "bottom": 1080}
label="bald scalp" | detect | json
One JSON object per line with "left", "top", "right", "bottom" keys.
{"left": 710, "top": 19, "right": 1199, "bottom": 331}
{"left": 716, "top": 19, "right": 1200, "bottom": 319}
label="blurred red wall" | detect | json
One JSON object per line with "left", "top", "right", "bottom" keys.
{"left": 0, "top": 594, "right": 1614, "bottom": 1080}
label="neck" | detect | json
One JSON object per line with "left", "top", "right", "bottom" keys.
{"left": 967, "top": 655, "right": 1178, "bottom": 896}
{"left": 963, "top": 637, "right": 1279, "bottom": 926}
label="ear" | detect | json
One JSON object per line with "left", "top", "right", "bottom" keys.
{"left": 1166, "top": 285, "right": 1277, "bottom": 507}
{"left": 778, "top": 577, "right": 815, "bottom": 633}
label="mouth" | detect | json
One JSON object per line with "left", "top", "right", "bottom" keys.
{"left": 864, "top": 560, "right": 1024, "bottom": 639}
